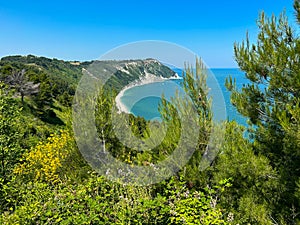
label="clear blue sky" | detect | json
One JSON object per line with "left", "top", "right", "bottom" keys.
{"left": 0, "top": 0, "right": 296, "bottom": 67}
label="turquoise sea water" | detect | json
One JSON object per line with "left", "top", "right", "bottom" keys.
{"left": 120, "top": 68, "right": 249, "bottom": 126}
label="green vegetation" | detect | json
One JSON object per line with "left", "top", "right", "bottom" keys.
{"left": 0, "top": 56, "right": 229, "bottom": 224}
{"left": 224, "top": 3, "right": 300, "bottom": 222}
{"left": 86, "top": 59, "right": 176, "bottom": 92}
{"left": 0, "top": 1, "right": 299, "bottom": 224}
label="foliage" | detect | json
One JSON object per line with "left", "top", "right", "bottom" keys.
{"left": 14, "top": 130, "right": 72, "bottom": 184}
{"left": 0, "top": 55, "right": 85, "bottom": 107}
{"left": 1, "top": 55, "right": 85, "bottom": 85}
{"left": 0, "top": 83, "right": 25, "bottom": 217}
{"left": 180, "top": 58, "right": 213, "bottom": 187}
{"left": 0, "top": 55, "right": 233, "bottom": 224}
{"left": 168, "top": 177, "right": 230, "bottom": 225}
{"left": 102, "top": 59, "right": 176, "bottom": 92}
{"left": 295, "top": 0, "right": 300, "bottom": 24}
{"left": 1, "top": 2, "right": 300, "bottom": 222}
{"left": 3, "top": 69, "right": 40, "bottom": 102}
{"left": 212, "top": 121, "right": 278, "bottom": 224}
{"left": 0, "top": 83, "right": 23, "bottom": 182}
{"left": 225, "top": 2, "right": 300, "bottom": 223}
{"left": 0, "top": 172, "right": 231, "bottom": 225}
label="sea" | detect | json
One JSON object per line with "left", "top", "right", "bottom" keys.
{"left": 119, "top": 68, "right": 249, "bottom": 126}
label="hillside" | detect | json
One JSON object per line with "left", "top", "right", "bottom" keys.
{"left": 86, "top": 58, "right": 176, "bottom": 92}
{"left": 0, "top": 55, "right": 175, "bottom": 106}
{"left": 0, "top": 55, "right": 177, "bottom": 135}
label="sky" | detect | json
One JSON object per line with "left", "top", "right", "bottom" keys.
{"left": 0, "top": 0, "right": 297, "bottom": 68}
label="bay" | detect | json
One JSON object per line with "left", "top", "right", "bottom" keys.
{"left": 120, "top": 68, "right": 249, "bottom": 126}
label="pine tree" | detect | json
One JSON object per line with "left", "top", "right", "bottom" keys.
{"left": 0, "top": 82, "right": 24, "bottom": 212}
{"left": 4, "top": 69, "right": 40, "bottom": 102}
{"left": 226, "top": 1, "right": 300, "bottom": 223}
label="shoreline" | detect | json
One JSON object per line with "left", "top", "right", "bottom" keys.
{"left": 115, "top": 72, "right": 181, "bottom": 113}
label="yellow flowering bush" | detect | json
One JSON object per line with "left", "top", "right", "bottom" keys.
{"left": 14, "top": 130, "right": 71, "bottom": 183}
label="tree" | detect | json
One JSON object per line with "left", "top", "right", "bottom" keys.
{"left": 213, "top": 122, "right": 278, "bottom": 224}
{"left": 0, "top": 83, "right": 23, "bottom": 182}
{"left": 34, "top": 80, "right": 54, "bottom": 108}
{"left": 4, "top": 69, "right": 39, "bottom": 102}
{"left": 226, "top": 1, "right": 300, "bottom": 223}
{"left": 0, "top": 82, "right": 24, "bottom": 213}
{"left": 295, "top": 0, "right": 300, "bottom": 24}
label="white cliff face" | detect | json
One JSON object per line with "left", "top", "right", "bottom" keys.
{"left": 83, "top": 58, "right": 179, "bottom": 113}
{"left": 115, "top": 65, "right": 130, "bottom": 74}
{"left": 113, "top": 60, "right": 181, "bottom": 114}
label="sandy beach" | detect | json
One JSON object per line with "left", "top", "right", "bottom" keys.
{"left": 115, "top": 72, "right": 181, "bottom": 113}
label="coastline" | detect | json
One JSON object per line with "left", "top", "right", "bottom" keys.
{"left": 115, "top": 72, "right": 181, "bottom": 113}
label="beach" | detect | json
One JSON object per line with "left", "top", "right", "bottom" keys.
{"left": 114, "top": 69, "right": 247, "bottom": 125}
{"left": 115, "top": 72, "right": 181, "bottom": 113}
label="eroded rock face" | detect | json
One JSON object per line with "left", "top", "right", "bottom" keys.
{"left": 85, "top": 59, "right": 177, "bottom": 92}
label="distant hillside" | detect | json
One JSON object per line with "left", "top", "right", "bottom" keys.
{"left": 0, "top": 55, "right": 175, "bottom": 87}
{"left": 0, "top": 54, "right": 89, "bottom": 85}
{"left": 88, "top": 59, "right": 176, "bottom": 92}
{"left": 0, "top": 55, "right": 175, "bottom": 106}
{"left": 0, "top": 55, "right": 91, "bottom": 106}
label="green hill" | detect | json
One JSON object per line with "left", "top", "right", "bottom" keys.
{"left": 0, "top": 55, "right": 176, "bottom": 130}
